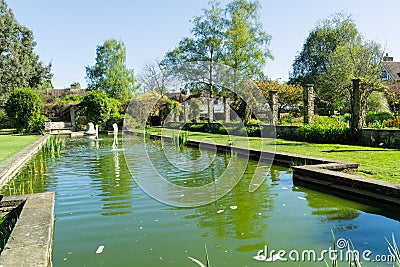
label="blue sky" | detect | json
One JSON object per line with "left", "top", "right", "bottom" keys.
{"left": 7, "top": 0, "right": 400, "bottom": 88}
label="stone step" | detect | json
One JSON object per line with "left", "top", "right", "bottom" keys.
{"left": 45, "top": 122, "right": 73, "bottom": 133}
{"left": 50, "top": 129, "right": 72, "bottom": 135}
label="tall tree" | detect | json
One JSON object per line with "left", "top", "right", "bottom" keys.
{"left": 137, "top": 60, "right": 171, "bottom": 96}
{"left": 0, "top": 0, "right": 52, "bottom": 97}
{"left": 224, "top": 0, "right": 273, "bottom": 80}
{"left": 326, "top": 38, "right": 384, "bottom": 130}
{"left": 86, "top": 39, "right": 135, "bottom": 101}
{"left": 289, "top": 13, "right": 383, "bottom": 114}
{"left": 224, "top": 0, "right": 273, "bottom": 124}
{"left": 162, "top": 0, "right": 226, "bottom": 97}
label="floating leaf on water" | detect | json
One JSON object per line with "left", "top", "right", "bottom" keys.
{"left": 96, "top": 245, "right": 104, "bottom": 254}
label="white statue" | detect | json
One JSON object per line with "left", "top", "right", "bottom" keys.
{"left": 84, "top": 122, "right": 96, "bottom": 135}
{"left": 112, "top": 123, "right": 118, "bottom": 148}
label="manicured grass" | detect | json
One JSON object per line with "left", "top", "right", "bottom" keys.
{"left": 148, "top": 127, "right": 400, "bottom": 183}
{"left": 0, "top": 132, "right": 42, "bottom": 163}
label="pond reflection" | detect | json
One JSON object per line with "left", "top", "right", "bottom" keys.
{"left": 2, "top": 135, "right": 399, "bottom": 267}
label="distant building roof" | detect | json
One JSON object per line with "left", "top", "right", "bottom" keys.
{"left": 382, "top": 54, "right": 400, "bottom": 81}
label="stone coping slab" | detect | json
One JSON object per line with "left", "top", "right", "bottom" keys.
{"left": 0, "top": 135, "right": 50, "bottom": 190}
{"left": 0, "top": 192, "right": 55, "bottom": 267}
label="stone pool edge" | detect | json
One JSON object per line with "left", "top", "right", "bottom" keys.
{"left": 0, "top": 134, "right": 50, "bottom": 191}
{"left": 0, "top": 192, "right": 55, "bottom": 267}
{"left": 146, "top": 133, "right": 400, "bottom": 207}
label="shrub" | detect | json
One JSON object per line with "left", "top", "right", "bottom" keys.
{"left": 367, "top": 120, "right": 384, "bottom": 129}
{"left": 383, "top": 115, "right": 400, "bottom": 128}
{"left": 278, "top": 112, "right": 303, "bottom": 126}
{"left": 27, "top": 115, "right": 49, "bottom": 135}
{"left": 245, "top": 125, "right": 263, "bottom": 137}
{"left": 366, "top": 111, "right": 394, "bottom": 125}
{"left": 0, "top": 109, "right": 11, "bottom": 129}
{"left": 5, "top": 88, "right": 43, "bottom": 133}
{"left": 62, "top": 95, "right": 84, "bottom": 104}
{"left": 81, "top": 90, "right": 111, "bottom": 129}
{"left": 107, "top": 97, "right": 122, "bottom": 116}
{"left": 343, "top": 113, "right": 352, "bottom": 123}
{"left": 299, "top": 116, "right": 350, "bottom": 144}
{"left": 206, "top": 125, "right": 228, "bottom": 135}
{"left": 183, "top": 123, "right": 207, "bottom": 132}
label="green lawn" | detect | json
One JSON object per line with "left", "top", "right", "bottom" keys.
{"left": 148, "top": 127, "right": 400, "bottom": 183}
{"left": 0, "top": 132, "right": 42, "bottom": 163}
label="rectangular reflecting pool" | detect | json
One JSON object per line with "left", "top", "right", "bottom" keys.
{"left": 2, "top": 135, "right": 399, "bottom": 266}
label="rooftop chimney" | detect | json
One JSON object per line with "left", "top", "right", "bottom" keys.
{"left": 383, "top": 53, "right": 394, "bottom": 62}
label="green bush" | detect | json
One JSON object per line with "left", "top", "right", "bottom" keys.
{"left": 183, "top": 123, "right": 207, "bottom": 132}
{"left": 299, "top": 116, "right": 350, "bottom": 144}
{"left": 107, "top": 97, "right": 122, "bottom": 115}
{"left": 245, "top": 125, "right": 263, "bottom": 137}
{"left": 384, "top": 115, "right": 400, "bottom": 128}
{"left": 5, "top": 88, "right": 43, "bottom": 133}
{"left": 27, "top": 115, "right": 48, "bottom": 135}
{"left": 81, "top": 90, "right": 111, "bottom": 129}
{"left": 366, "top": 111, "right": 394, "bottom": 125}
{"left": 367, "top": 120, "right": 384, "bottom": 129}
{"left": 0, "top": 109, "right": 10, "bottom": 129}
{"left": 62, "top": 95, "right": 84, "bottom": 104}
{"left": 206, "top": 125, "right": 228, "bottom": 135}
{"left": 278, "top": 112, "right": 303, "bottom": 126}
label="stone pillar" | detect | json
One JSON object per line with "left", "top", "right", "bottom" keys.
{"left": 303, "top": 84, "right": 315, "bottom": 124}
{"left": 69, "top": 105, "right": 76, "bottom": 130}
{"left": 224, "top": 97, "right": 231, "bottom": 123}
{"left": 184, "top": 102, "right": 189, "bottom": 123}
{"left": 208, "top": 98, "right": 214, "bottom": 123}
{"left": 350, "top": 79, "right": 366, "bottom": 139}
{"left": 268, "top": 90, "right": 279, "bottom": 125}
{"left": 174, "top": 105, "right": 180, "bottom": 122}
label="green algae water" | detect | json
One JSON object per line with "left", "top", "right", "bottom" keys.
{"left": 2, "top": 135, "right": 399, "bottom": 266}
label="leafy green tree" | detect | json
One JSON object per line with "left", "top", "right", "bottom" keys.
{"left": 224, "top": 0, "right": 272, "bottom": 124}
{"left": 224, "top": 0, "right": 273, "bottom": 79}
{"left": 0, "top": 0, "right": 52, "bottom": 97}
{"left": 256, "top": 80, "right": 303, "bottom": 117}
{"left": 86, "top": 39, "right": 135, "bottom": 101}
{"left": 290, "top": 12, "right": 383, "bottom": 117}
{"left": 289, "top": 13, "right": 358, "bottom": 111}
{"left": 317, "top": 35, "right": 384, "bottom": 132}
{"left": 162, "top": 0, "right": 226, "bottom": 98}
{"left": 5, "top": 87, "right": 43, "bottom": 133}
{"left": 81, "top": 90, "right": 111, "bottom": 129}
